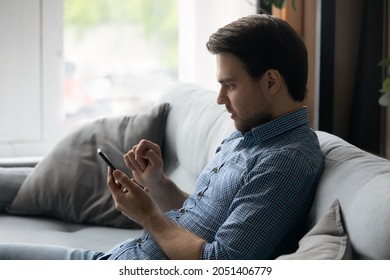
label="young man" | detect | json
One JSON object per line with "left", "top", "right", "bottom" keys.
{"left": 0, "top": 14, "right": 323, "bottom": 260}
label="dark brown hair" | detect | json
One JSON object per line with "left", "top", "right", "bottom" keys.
{"left": 206, "top": 14, "right": 308, "bottom": 101}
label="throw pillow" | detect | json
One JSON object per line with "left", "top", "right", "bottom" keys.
{"left": 7, "top": 103, "right": 170, "bottom": 228}
{"left": 0, "top": 167, "right": 33, "bottom": 213}
{"left": 276, "top": 200, "right": 353, "bottom": 260}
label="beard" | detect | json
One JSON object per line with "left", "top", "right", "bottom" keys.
{"left": 228, "top": 86, "right": 273, "bottom": 133}
{"left": 233, "top": 110, "right": 273, "bottom": 134}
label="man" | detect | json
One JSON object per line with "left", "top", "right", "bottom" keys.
{"left": 0, "top": 14, "right": 323, "bottom": 260}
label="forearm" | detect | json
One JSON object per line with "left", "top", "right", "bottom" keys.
{"left": 143, "top": 211, "right": 206, "bottom": 260}
{"left": 148, "top": 174, "right": 189, "bottom": 213}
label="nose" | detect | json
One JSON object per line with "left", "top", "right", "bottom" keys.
{"left": 217, "top": 87, "right": 226, "bottom": 105}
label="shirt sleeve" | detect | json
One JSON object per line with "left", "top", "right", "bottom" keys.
{"left": 200, "top": 148, "right": 322, "bottom": 259}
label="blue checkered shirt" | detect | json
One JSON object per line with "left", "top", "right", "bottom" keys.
{"left": 102, "top": 107, "right": 324, "bottom": 260}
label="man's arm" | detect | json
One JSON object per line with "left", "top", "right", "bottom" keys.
{"left": 107, "top": 168, "right": 205, "bottom": 259}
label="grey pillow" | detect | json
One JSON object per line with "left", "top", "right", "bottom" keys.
{"left": 7, "top": 103, "right": 170, "bottom": 228}
{"left": 0, "top": 167, "right": 33, "bottom": 213}
{"left": 276, "top": 200, "right": 353, "bottom": 260}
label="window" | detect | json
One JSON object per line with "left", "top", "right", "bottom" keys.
{"left": 64, "top": 0, "right": 178, "bottom": 130}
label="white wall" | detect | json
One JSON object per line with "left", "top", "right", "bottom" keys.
{"left": 0, "top": 0, "right": 63, "bottom": 157}
{"left": 178, "top": 0, "right": 256, "bottom": 91}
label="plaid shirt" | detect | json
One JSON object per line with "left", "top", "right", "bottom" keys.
{"left": 103, "top": 107, "right": 324, "bottom": 260}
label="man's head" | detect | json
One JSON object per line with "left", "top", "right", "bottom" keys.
{"left": 206, "top": 14, "right": 308, "bottom": 133}
{"left": 206, "top": 14, "right": 308, "bottom": 102}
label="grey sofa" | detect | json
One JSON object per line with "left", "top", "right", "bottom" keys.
{"left": 1, "top": 82, "right": 389, "bottom": 259}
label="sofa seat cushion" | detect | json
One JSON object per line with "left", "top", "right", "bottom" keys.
{"left": 0, "top": 214, "right": 143, "bottom": 252}
{"left": 7, "top": 104, "right": 169, "bottom": 228}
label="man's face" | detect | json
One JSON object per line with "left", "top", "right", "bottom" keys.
{"left": 216, "top": 53, "right": 272, "bottom": 133}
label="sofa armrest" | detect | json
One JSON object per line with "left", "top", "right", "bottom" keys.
{"left": 0, "top": 167, "right": 34, "bottom": 212}
{"left": 0, "top": 157, "right": 42, "bottom": 168}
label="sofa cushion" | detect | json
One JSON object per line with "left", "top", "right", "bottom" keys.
{"left": 276, "top": 200, "right": 352, "bottom": 260}
{"left": 0, "top": 167, "right": 33, "bottom": 213}
{"left": 0, "top": 214, "right": 144, "bottom": 252}
{"left": 7, "top": 103, "right": 169, "bottom": 228}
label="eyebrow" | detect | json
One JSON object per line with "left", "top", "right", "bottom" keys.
{"left": 218, "top": 78, "right": 235, "bottom": 84}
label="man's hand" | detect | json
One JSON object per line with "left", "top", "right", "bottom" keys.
{"left": 123, "top": 139, "right": 164, "bottom": 190}
{"left": 107, "top": 168, "right": 160, "bottom": 225}
{"left": 123, "top": 139, "right": 189, "bottom": 212}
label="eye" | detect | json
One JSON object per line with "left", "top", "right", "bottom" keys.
{"left": 225, "top": 83, "right": 235, "bottom": 90}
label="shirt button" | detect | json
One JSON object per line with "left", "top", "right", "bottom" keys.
{"left": 197, "top": 191, "right": 204, "bottom": 199}
{"left": 179, "top": 208, "right": 186, "bottom": 214}
{"left": 211, "top": 167, "right": 219, "bottom": 173}
{"left": 135, "top": 238, "right": 142, "bottom": 246}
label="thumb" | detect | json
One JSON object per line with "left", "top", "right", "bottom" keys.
{"left": 112, "top": 170, "right": 140, "bottom": 193}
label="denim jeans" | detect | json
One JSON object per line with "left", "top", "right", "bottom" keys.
{"left": 0, "top": 243, "right": 105, "bottom": 260}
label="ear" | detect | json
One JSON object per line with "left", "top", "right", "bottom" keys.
{"left": 264, "top": 69, "right": 282, "bottom": 95}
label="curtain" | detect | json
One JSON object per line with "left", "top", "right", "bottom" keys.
{"left": 347, "top": 0, "right": 384, "bottom": 155}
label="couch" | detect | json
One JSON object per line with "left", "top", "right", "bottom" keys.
{"left": 1, "top": 82, "right": 389, "bottom": 259}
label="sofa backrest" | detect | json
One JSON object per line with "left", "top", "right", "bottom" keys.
{"left": 311, "top": 131, "right": 390, "bottom": 260}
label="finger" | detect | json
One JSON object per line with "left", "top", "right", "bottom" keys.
{"left": 113, "top": 170, "right": 143, "bottom": 194}
{"left": 132, "top": 144, "right": 138, "bottom": 158}
{"left": 131, "top": 144, "right": 148, "bottom": 171}
{"left": 107, "top": 167, "right": 121, "bottom": 195}
{"left": 124, "top": 151, "right": 144, "bottom": 172}
{"left": 142, "top": 149, "right": 162, "bottom": 168}
{"left": 134, "top": 140, "right": 161, "bottom": 161}
{"left": 131, "top": 178, "right": 145, "bottom": 190}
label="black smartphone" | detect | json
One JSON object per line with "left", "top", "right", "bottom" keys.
{"left": 97, "top": 148, "right": 117, "bottom": 170}
{"left": 98, "top": 148, "right": 145, "bottom": 189}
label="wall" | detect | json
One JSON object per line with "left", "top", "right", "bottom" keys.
{"left": 0, "top": 0, "right": 63, "bottom": 157}
{"left": 178, "top": 0, "right": 256, "bottom": 91}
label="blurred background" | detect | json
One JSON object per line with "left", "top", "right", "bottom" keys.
{"left": 63, "top": 0, "right": 178, "bottom": 130}
{"left": 0, "top": 0, "right": 389, "bottom": 158}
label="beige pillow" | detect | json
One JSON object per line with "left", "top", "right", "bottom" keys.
{"left": 276, "top": 200, "right": 353, "bottom": 260}
{"left": 7, "top": 103, "right": 169, "bottom": 228}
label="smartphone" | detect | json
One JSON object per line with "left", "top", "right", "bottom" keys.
{"left": 97, "top": 148, "right": 117, "bottom": 170}
{"left": 98, "top": 148, "right": 145, "bottom": 189}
